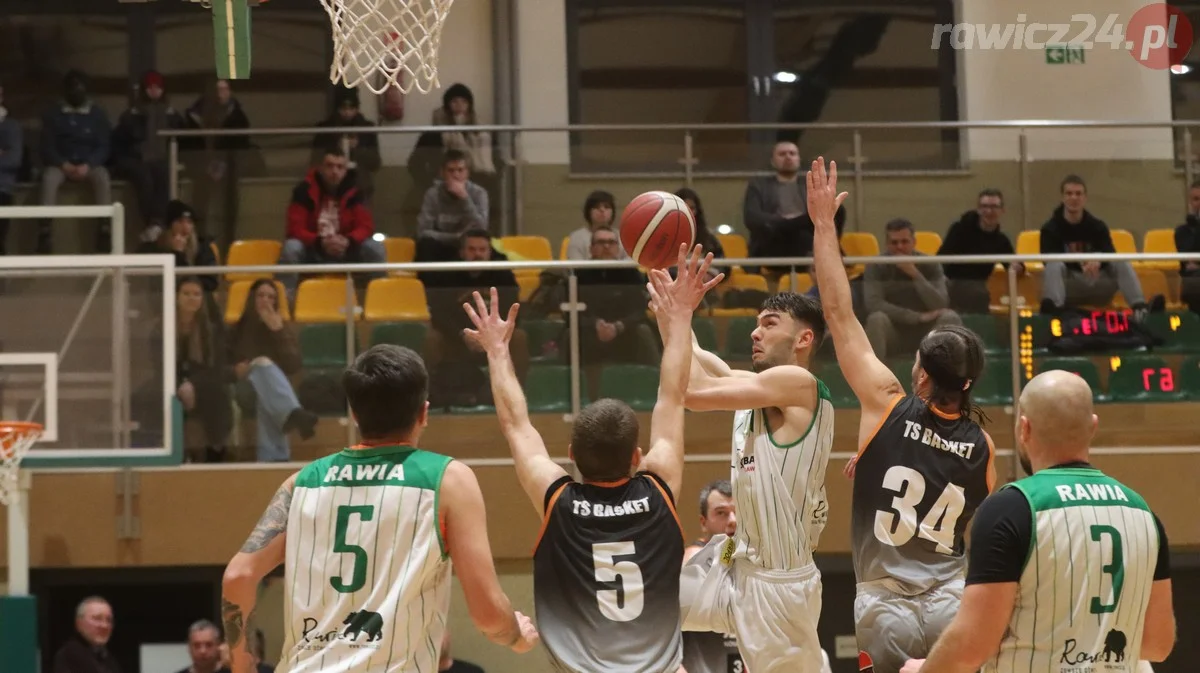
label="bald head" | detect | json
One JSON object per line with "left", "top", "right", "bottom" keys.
{"left": 1017, "top": 370, "right": 1098, "bottom": 472}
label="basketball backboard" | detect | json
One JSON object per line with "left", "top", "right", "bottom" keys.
{"left": 0, "top": 255, "right": 178, "bottom": 468}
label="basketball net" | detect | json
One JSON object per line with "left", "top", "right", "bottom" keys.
{"left": 0, "top": 423, "right": 41, "bottom": 507}
{"left": 320, "top": 0, "right": 453, "bottom": 95}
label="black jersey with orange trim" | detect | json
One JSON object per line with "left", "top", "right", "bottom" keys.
{"left": 532, "top": 471, "right": 684, "bottom": 673}
{"left": 850, "top": 395, "right": 994, "bottom": 594}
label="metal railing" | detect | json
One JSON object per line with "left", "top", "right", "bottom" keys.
{"left": 158, "top": 119, "right": 1200, "bottom": 237}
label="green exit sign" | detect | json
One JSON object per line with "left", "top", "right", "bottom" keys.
{"left": 1045, "top": 44, "right": 1085, "bottom": 65}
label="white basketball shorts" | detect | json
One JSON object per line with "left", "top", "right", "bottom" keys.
{"left": 680, "top": 534, "right": 825, "bottom": 673}
{"left": 853, "top": 578, "right": 963, "bottom": 673}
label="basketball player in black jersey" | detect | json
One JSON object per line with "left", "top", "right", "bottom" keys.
{"left": 681, "top": 480, "right": 743, "bottom": 673}
{"left": 807, "top": 158, "right": 997, "bottom": 673}
{"left": 464, "top": 244, "right": 723, "bottom": 673}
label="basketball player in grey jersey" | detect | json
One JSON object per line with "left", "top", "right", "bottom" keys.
{"left": 902, "top": 371, "right": 1176, "bottom": 673}
{"left": 220, "top": 345, "right": 537, "bottom": 673}
{"left": 681, "top": 481, "right": 743, "bottom": 673}
{"left": 808, "top": 158, "right": 995, "bottom": 673}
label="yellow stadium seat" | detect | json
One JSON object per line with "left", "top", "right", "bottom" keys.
{"left": 1015, "top": 231, "right": 1043, "bottom": 272}
{"left": 294, "top": 278, "right": 360, "bottom": 323}
{"left": 498, "top": 235, "right": 553, "bottom": 279}
{"left": 559, "top": 236, "right": 571, "bottom": 260}
{"left": 1140, "top": 229, "right": 1178, "bottom": 271}
{"left": 224, "top": 280, "right": 290, "bottom": 324}
{"left": 777, "top": 272, "right": 813, "bottom": 294}
{"left": 225, "top": 240, "right": 282, "bottom": 281}
{"left": 839, "top": 232, "right": 879, "bottom": 279}
{"left": 987, "top": 266, "right": 1041, "bottom": 314}
{"left": 915, "top": 231, "right": 943, "bottom": 256}
{"left": 384, "top": 237, "right": 416, "bottom": 263}
{"left": 1113, "top": 268, "right": 1179, "bottom": 309}
{"left": 717, "top": 233, "right": 748, "bottom": 259}
{"left": 1110, "top": 229, "right": 1137, "bottom": 254}
{"left": 517, "top": 274, "right": 540, "bottom": 302}
{"left": 363, "top": 277, "right": 431, "bottom": 321}
{"left": 709, "top": 272, "right": 768, "bottom": 317}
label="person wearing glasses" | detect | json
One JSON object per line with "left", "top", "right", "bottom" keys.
{"left": 936, "top": 188, "right": 1022, "bottom": 315}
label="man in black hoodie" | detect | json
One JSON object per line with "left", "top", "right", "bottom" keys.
{"left": 938, "top": 188, "right": 1021, "bottom": 314}
{"left": 1176, "top": 179, "right": 1200, "bottom": 314}
{"left": 1040, "top": 175, "right": 1157, "bottom": 318}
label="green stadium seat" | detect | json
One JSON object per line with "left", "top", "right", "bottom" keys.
{"left": 817, "top": 366, "right": 858, "bottom": 409}
{"left": 1180, "top": 356, "right": 1200, "bottom": 401}
{"left": 1038, "top": 357, "right": 1107, "bottom": 402}
{"left": 300, "top": 323, "right": 349, "bottom": 368}
{"left": 522, "top": 319, "right": 565, "bottom": 363}
{"left": 724, "top": 316, "right": 757, "bottom": 360}
{"left": 1108, "top": 355, "right": 1185, "bottom": 402}
{"left": 1143, "top": 312, "right": 1200, "bottom": 354}
{"left": 598, "top": 364, "right": 659, "bottom": 411}
{"left": 973, "top": 359, "right": 1019, "bottom": 406}
{"left": 369, "top": 321, "right": 428, "bottom": 352}
{"left": 960, "top": 313, "right": 1007, "bottom": 356}
{"left": 693, "top": 317, "right": 720, "bottom": 354}
{"left": 523, "top": 364, "right": 578, "bottom": 413}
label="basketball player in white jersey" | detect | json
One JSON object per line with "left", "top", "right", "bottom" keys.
{"left": 808, "top": 158, "right": 996, "bottom": 673}
{"left": 900, "top": 371, "right": 1176, "bottom": 673}
{"left": 220, "top": 344, "right": 538, "bottom": 673}
{"left": 679, "top": 281, "right": 835, "bottom": 668}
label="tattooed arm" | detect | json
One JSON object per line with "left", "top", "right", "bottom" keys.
{"left": 222, "top": 473, "right": 296, "bottom": 673}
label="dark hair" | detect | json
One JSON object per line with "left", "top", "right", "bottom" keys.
{"left": 1060, "top": 174, "right": 1087, "bottom": 193}
{"left": 674, "top": 187, "right": 719, "bottom": 251}
{"left": 761, "top": 292, "right": 826, "bottom": 350}
{"left": 231, "top": 278, "right": 280, "bottom": 343}
{"left": 343, "top": 344, "right": 428, "bottom": 439}
{"left": 885, "top": 218, "right": 915, "bottom": 235}
{"left": 698, "top": 479, "right": 732, "bottom": 517}
{"left": 917, "top": 324, "right": 988, "bottom": 424}
{"left": 583, "top": 190, "right": 616, "bottom": 223}
{"left": 322, "top": 147, "right": 347, "bottom": 160}
{"left": 443, "top": 149, "right": 469, "bottom": 167}
{"left": 977, "top": 188, "right": 1004, "bottom": 204}
{"left": 590, "top": 225, "right": 616, "bottom": 242}
{"left": 459, "top": 228, "right": 491, "bottom": 245}
{"left": 570, "top": 399, "right": 639, "bottom": 481}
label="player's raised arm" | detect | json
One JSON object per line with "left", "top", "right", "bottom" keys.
{"left": 807, "top": 158, "right": 904, "bottom": 422}
{"left": 643, "top": 245, "right": 724, "bottom": 497}
{"left": 465, "top": 288, "right": 569, "bottom": 517}
{"left": 441, "top": 460, "right": 539, "bottom": 654}
{"left": 685, "top": 359, "right": 817, "bottom": 413}
{"left": 222, "top": 474, "right": 296, "bottom": 673}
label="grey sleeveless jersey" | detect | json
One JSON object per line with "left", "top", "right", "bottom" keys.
{"left": 850, "top": 396, "right": 993, "bottom": 595}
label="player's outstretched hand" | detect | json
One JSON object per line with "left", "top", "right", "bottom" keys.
{"left": 510, "top": 610, "right": 540, "bottom": 654}
{"left": 463, "top": 287, "right": 519, "bottom": 354}
{"left": 647, "top": 243, "right": 724, "bottom": 317}
{"left": 843, "top": 454, "right": 859, "bottom": 480}
{"left": 805, "top": 156, "right": 848, "bottom": 231}
{"left": 899, "top": 658, "right": 925, "bottom": 673}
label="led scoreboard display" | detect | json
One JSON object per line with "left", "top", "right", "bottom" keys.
{"left": 1049, "top": 309, "right": 1133, "bottom": 338}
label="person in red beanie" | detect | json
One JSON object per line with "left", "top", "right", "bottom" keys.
{"left": 113, "top": 69, "right": 186, "bottom": 240}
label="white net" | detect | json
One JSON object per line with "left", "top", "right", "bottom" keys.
{"left": 0, "top": 423, "right": 40, "bottom": 507}
{"left": 320, "top": 0, "right": 454, "bottom": 95}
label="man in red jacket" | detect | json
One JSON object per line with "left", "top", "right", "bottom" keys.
{"left": 280, "top": 148, "right": 385, "bottom": 300}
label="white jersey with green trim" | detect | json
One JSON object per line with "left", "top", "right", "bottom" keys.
{"left": 728, "top": 379, "right": 835, "bottom": 570}
{"left": 278, "top": 444, "right": 453, "bottom": 673}
{"left": 984, "top": 467, "right": 1159, "bottom": 673}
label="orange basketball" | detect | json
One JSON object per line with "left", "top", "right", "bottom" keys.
{"left": 618, "top": 191, "right": 696, "bottom": 269}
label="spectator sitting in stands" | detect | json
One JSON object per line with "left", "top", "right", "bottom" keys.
{"left": 39, "top": 69, "right": 112, "bottom": 254}
{"left": 168, "top": 277, "right": 232, "bottom": 463}
{"left": 182, "top": 78, "right": 253, "bottom": 248}
{"left": 406, "top": 83, "right": 497, "bottom": 228}
{"left": 111, "top": 70, "right": 185, "bottom": 239}
{"left": 176, "top": 620, "right": 229, "bottom": 673}
{"left": 423, "top": 229, "right": 529, "bottom": 406}
{"left": 0, "top": 83, "right": 21, "bottom": 256}
{"left": 1039, "top": 174, "right": 1162, "bottom": 319}
{"left": 137, "top": 200, "right": 219, "bottom": 293}
{"left": 416, "top": 149, "right": 489, "bottom": 262}
{"left": 577, "top": 226, "right": 660, "bottom": 400}
{"left": 564, "top": 189, "right": 621, "bottom": 261}
{"left": 675, "top": 187, "right": 726, "bottom": 285}
{"left": 52, "top": 596, "right": 121, "bottom": 673}
{"left": 1176, "top": 178, "right": 1200, "bottom": 315}
{"left": 311, "top": 86, "right": 381, "bottom": 201}
{"left": 865, "top": 218, "right": 961, "bottom": 359}
{"left": 937, "top": 188, "right": 1022, "bottom": 314}
{"left": 228, "top": 279, "right": 319, "bottom": 462}
{"left": 280, "top": 148, "right": 384, "bottom": 301}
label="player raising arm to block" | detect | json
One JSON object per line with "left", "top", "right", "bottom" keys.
{"left": 466, "top": 244, "right": 722, "bottom": 673}
{"left": 807, "top": 157, "right": 995, "bottom": 673}
{"left": 220, "top": 344, "right": 537, "bottom": 673}
{"left": 901, "top": 371, "right": 1176, "bottom": 673}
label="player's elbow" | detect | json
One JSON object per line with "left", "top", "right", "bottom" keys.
{"left": 1141, "top": 620, "right": 1177, "bottom": 662}
{"left": 221, "top": 557, "right": 258, "bottom": 593}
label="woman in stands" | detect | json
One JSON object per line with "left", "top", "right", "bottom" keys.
{"left": 162, "top": 276, "right": 233, "bottom": 462}
{"left": 227, "top": 278, "right": 318, "bottom": 462}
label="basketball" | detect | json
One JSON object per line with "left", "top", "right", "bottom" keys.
{"left": 619, "top": 191, "right": 696, "bottom": 269}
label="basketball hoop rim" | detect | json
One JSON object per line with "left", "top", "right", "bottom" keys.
{"left": 0, "top": 422, "right": 43, "bottom": 435}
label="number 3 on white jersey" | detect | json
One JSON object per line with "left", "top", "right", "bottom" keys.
{"left": 592, "top": 541, "right": 645, "bottom": 622}
{"left": 874, "top": 466, "right": 965, "bottom": 555}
